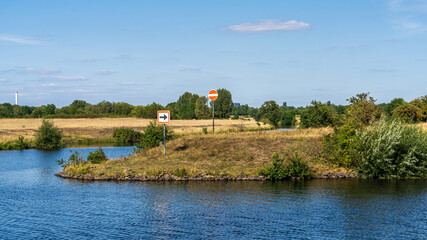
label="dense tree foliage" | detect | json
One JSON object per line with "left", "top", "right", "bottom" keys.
{"left": 213, "top": 88, "right": 233, "bottom": 119}
{"left": 34, "top": 120, "right": 64, "bottom": 150}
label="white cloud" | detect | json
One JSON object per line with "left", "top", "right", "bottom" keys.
{"left": 40, "top": 83, "right": 58, "bottom": 87}
{"left": 347, "top": 44, "right": 365, "bottom": 48}
{"left": 96, "top": 70, "right": 116, "bottom": 75}
{"left": 43, "top": 75, "right": 88, "bottom": 81}
{"left": 19, "top": 68, "right": 61, "bottom": 75}
{"left": 226, "top": 20, "right": 310, "bottom": 33}
{"left": 179, "top": 66, "right": 202, "bottom": 72}
{"left": 0, "top": 78, "right": 7, "bottom": 82}
{"left": 0, "top": 35, "right": 46, "bottom": 45}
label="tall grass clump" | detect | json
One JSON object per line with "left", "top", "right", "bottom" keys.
{"left": 355, "top": 117, "right": 426, "bottom": 179}
{"left": 0, "top": 136, "right": 30, "bottom": 150}
{"left": 34, "top": 120, "right": 64, "bottom": 150}
{"left": 258, "top": 152, "right": 311, "bottom": 180}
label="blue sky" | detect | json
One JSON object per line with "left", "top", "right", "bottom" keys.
{"left": 0, "top": 0, "right": 426, "bottom": 107}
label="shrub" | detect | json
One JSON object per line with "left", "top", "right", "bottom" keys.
{"left": 172, "top": 168, "right": 188, "bottom": 177}
{"left": 355, "top": 117, "right": 427, "bottom": 179}
{"left": 34, "top": 120, "right": 64, "bottom": 150}
{"left": 112, "top": 127, "right": 142, "bottom": 144}
{"left": 202, "top": 127, "right": 208, "bottom": 134}
{"left": 138, "top": 121, "right": 173, "bottom": 150}
{"left": 300, "top": 101, "right": 339, "bottom": 128}
{"left": 258, "top": 152, "right": 311, "bottom": 180}
{"left": 87, "top": 147, "right": 108, "bottom": 164}
{"left": 323, "top": 122, "right": 359, "bottom": 167}
{"left": 280, "top": 110, "right": 296, "bottom": 128}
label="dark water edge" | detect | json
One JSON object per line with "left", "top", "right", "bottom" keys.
{"left": 0, "top": 148, "right": 426, "bottom": 239}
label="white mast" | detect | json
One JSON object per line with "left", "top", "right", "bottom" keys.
{"left": 15, "top": 92, "right": 18, "bottom": 105}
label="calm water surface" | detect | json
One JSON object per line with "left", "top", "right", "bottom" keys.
{"left": 0, "top": 147, "right": 426, "bottom": 239}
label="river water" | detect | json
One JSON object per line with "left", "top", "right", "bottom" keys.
{"left": 0, "top": 147, "right": 426, "bottom": 239}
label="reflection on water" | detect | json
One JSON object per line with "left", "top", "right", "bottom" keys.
{"left": 0, "top": 148, "right": 426, "bottom": 239}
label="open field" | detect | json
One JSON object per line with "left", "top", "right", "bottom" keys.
{"left": 60, "top": 127, "right": 355, "bottom": 179}
{"left": 0, "top": 118, "right": 269, "bottom": 143}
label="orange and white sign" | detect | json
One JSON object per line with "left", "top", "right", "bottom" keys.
{"left": 157, "top": 110, "right": 170, "bottom": 124}
{"left": 208, "top": 89, "right": 218, "bottom": 101}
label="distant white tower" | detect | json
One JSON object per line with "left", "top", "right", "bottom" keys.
{"left": 15, "top": 92, "right": 18, "bottom": 105}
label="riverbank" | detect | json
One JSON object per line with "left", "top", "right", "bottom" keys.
{"left": 57, "top": 128, "right": 358, "bottom": 181}
{"left": 0, "top": 117, "right": 269, "bottom": 144}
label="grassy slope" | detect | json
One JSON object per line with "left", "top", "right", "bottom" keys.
{"left": 62, "top": 128, "right": 354, "bottom": 178}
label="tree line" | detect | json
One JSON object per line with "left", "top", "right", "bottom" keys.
{"left": 0, "top": 89, "right": 426, "bottom": 126}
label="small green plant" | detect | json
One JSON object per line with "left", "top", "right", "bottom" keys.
{"left": 0, "top": 136, "right": 30, "bottom": 150}
{"left": 202, "top": 127, "right": 208, "bottom": 134}
{"left": 87, "top": 147, "right": 108, "bottom": 164}
{"left": 112, "top": 127, "right": 142, "bottom": 144}
{"left": 57, "top": 150, "right": 86, "bottom": 167}
{"left": 258, "top": 152, "right": 311, "bottom": 180}
{"left": 355, "top": 117, "right": 427, "bottom": 179}
{"left": 34, "top": 120, "right": 64, "bottom": 150}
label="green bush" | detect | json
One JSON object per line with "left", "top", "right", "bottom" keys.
{"left": 172, "top": 168, "right": 188, "bottom": 177}
{"left": 34, "top": 120, "right": 64, "bottom": 150}
{"left": 138, "top": 121, "right": 173, "bottom": 150}
{"left": 258, "top": 152, "right": 311, "bottom": 180}
{"left": 87, "top": 147, "right": 108, "bottom": 164}
{"left": 355, "top": 117, "right": 427, "bottom": 179}
{"left": 323, "top": 122, "right": 359, "bottom": 167}
{"left": 112, "top": 127, "right": 142, "bottom": 144}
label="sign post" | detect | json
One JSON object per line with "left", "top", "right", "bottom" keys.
{"left": 157, "top": 110, "right": 170, "bottom": 155}
{"left": 208, "top": 89, "right": 218, "bottom": 134}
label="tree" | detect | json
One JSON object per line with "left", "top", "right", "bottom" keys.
{"left": 392, "top": 103, "right": 423, "bottom": 123}
{"left": 95, "top": 101, "right": 113, "bottom": 114}
{"left": 112, "top": 102, "right": 134, "bottom": 115}
{"left": 346, "top": 93, "right": 383, "bottom": 126}
{"left": 195, "top": 96, "right": 210, "bottom": 119}
{"left": 34, "top": 120, "right": 64, "bottom": 150}
{"left": 256, "top": 100, "right": 281, "bottom": 128}
{"left": 138, "top": 121, "right": 173, "bottom": 149}
{"left": 175, "top": 92, "right": 199, "bottom": 119}
{"left": 280, "top": 110, "right": 296, "bottom": 128}
{"left": 300, "top": 101, "right": 339, "bottom": 128}
{"left": 43, "top": 104, "right": 56, "bottom": 115}
{"left": 213, "top": 88, "right": 233, "bottom": 119}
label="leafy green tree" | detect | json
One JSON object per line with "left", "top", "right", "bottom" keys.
{"left": 256, "top": 100, "right": 281, "bottom": 128}
{"left": 34, "top": 120, "right": 64, "bottom": 150}
{"left": 383, "top": 98, "right": 406, "bottom": 114}
{"left": 280, "top": 110, "right": 296, "bottom": 128}
{"left": 195, "top": 96, "right": 210, "bottom": 119}
{"left": 144, "top": 102, "right": 164, "bottom": 118}
{"left": 112, "top": 102, "right": 134, "bottom": 115}
{"left": 346, "top": 93, "right": 383, "bottom": 126}
{"left": 12, "top": 105, "right": 24, "bottom": 118}
{"left": 213, "top": 88, "right": 233, "bottom": 119}
{"left": 391, "top": 103, "right": 423, "bottom": 123}
{"left": 43, "top": 104, "right": 56, "bottom": 115}
{"left": 175, "top": 92, "right": 199, "bottom": 119}
{"left": 95, "top": 101, "right": 113, "bottom": 114}
{"left": 70, "top": 100, "right": 88, "bottom": 110}
{"left": 300, "top": 101, "right": 338, "bottom": 128}
{"left": 31, "top": 107, "right": 44, "bottom": 118}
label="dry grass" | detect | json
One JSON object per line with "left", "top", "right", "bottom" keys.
{"left": 67, "top": 128, "right": 351, "bottom": 178}
{"left": 0, "top": 117, "right": 268, "bottom": 142}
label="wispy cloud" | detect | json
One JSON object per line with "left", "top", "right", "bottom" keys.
{"left": 0, "top": 35, "right": 47, "bottom": 45}
{"left": 42, "top": 75, "right": 88, "bottom": 81}
{"left": 120, "top": 81, "right": 153, "bottom": 86}
{"left": 96, "top": 70, "right": 116, "bottom": 75}
{"left": 226, "top": 20, "right": 310, "bottom": 33}
{"left": 389, "top": 0, "right": 427, "bottom": 12}
{"left": 0, "top": 78, "right": 8, "bottom": 82}
{"left": 83, "top": 58, "right": 98, "bottom": 62}
{"left": 369, "top": 68, "right": 396, "bottom": 72}
{"left": 19, "top": 67, "right": 61, "bottom": 75}
{"left": 40, "top": 83, "right": 58, "bottom": 87}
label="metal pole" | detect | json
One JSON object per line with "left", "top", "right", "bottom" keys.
{"left": 212, "top": 101, "right": 215, "bottom": 134}
{"left": 163, "top": 124, "right": 166, "bottom": 155}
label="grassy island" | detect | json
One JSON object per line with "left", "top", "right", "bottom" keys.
{"left": 57, "top": 128, "right": 357, "bottom": 181}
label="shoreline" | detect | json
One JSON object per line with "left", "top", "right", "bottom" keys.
{"left": 55, "top": 171, "right": 358, "bottom": 181}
